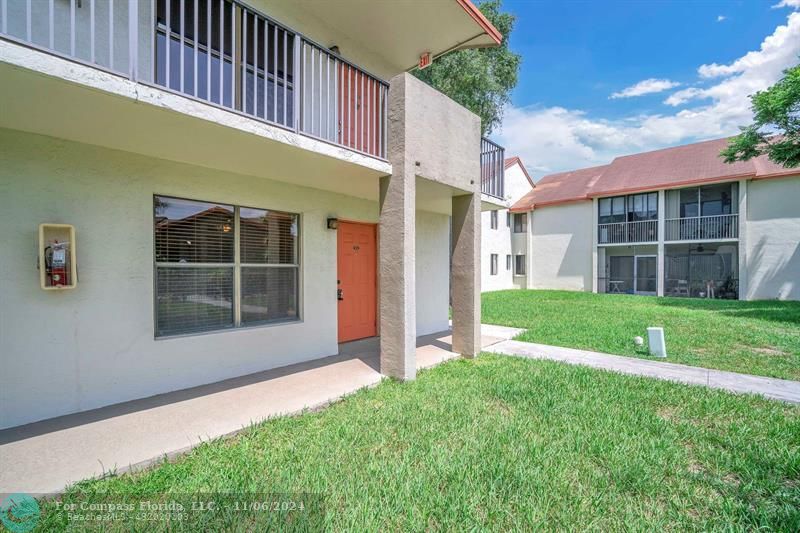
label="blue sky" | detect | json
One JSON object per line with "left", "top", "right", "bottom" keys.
{"left": 494, "top": 0, "right": 800, "bottom": 178}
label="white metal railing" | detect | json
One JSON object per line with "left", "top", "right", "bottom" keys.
{"left": 665, "top": 214, "right": 738, "bottom": 241}
{"left": 0, "top": 0, "right": 388, "bottom": 159}
{"left": 598, "top": 220, "right": 657, "bottom": 244}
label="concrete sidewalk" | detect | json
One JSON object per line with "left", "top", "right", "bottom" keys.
{"left": 0, "top": 325, "right": 521, "bottom": 496}
{"left": 486, "top": 339, "right": 800, "bottom": 404}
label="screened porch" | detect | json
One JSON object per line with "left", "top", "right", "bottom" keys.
{"left": 665, "top": 243, "right": 739, "bottom": 299}
{"left": 597, "top": 245, "right": 658, "bottom": 296}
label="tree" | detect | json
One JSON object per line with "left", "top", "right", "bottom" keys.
{"left": 721, "top": 62, "right": 800, "bottom": 168}
{"left": 413, "top": 0, "right": 521, "bottom": 135}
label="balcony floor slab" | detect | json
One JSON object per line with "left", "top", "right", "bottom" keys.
{"left": 0, "top": 39, "right": 391, "bottom": 200}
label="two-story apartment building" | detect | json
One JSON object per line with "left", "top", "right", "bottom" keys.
{"left": 0, "top": 0, "right": 508, "bottom": 429}
{"left": 481, "top": 156, "right": 534, "bottom": 291}
{"left": 510, "top": 137, "right": 800, "bottom": 300}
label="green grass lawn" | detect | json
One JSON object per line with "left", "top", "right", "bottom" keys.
{"left": 38, "top": 356, "right": 799, "bottom": 531}
{"left": 482, "top": 290, "right": 800, "bottom": 380}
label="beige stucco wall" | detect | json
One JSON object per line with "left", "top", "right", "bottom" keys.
{"left": 745, "top": 175, "right": 800, "bottom": 301}
{"left": 0, "top": 129, "right": 451, "bottom": 429}
{"left": 398, "top": 74, "right": 481, "bottom": 195}
{"left": 529, "top": 202, "right": 593, "bottom": 291}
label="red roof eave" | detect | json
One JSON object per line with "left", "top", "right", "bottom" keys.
{"left": 510, "top": 197, "right": 591, "bottom": 213}
{"left": 455, "top": 0, "right": 503, "bottom": 45}
{"left": 586, "top": 172, "right": 756, "bottom": 199}
{"left": 752, "top": 169, "right": 800, "bottom": 180}
{"left": 504, "top": 156, "right": 536, "bottom": 188}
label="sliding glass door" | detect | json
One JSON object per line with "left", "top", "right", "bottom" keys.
{"left": 634, "top": 255, "right": 657, "bottom": 295}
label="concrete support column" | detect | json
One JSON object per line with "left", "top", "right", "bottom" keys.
{"left": 379, "top": 173, "right": 416, "bottom": 380}
{"left": 591, "top": 198, "right": 598, "bottom": 293}
{"left": 379, "top": 75, "right": 416, "bottom": 380}
{"left": 738, "top": 179, "right": 748, "bottom": 300}
{"left": 657, "top": 189, "right": 665, "bottom": 297}
{"left": 451, "top": 193, "right": 481, "bottom": 358}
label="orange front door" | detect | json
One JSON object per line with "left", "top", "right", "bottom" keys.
{"left": 337, "top": 221, "right": 377, "bottom": 343}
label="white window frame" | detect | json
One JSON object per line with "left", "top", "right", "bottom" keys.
{"left": 490, "top": 254, "right": 498, "bottom": 275}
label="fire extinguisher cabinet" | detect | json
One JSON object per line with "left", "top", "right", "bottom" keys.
{"left": 39, "top": 223, "right": 77, "bottom": 290}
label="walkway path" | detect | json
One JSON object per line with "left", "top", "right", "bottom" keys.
{"left": 4, "top": 324, "right": 794, "bottom": 496}
{"left": 0, "top": 326, "right": 521, "bottom": 496}
{"left": 486, "top": 339, "right": 800, "bottom": 404}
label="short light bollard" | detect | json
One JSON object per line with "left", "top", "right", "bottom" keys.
{"left": 647, "top": 327, "right": 667, "bottom": 358}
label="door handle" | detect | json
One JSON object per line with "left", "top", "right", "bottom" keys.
{"left": 337, "top": 288, "right": 344, "bottom": 301}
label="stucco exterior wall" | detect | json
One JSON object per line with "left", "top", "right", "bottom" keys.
{"left": 529, "top": 202, "right": 593, "bottom": 291}
{"left": 511, "top": 232, "right": 528, "bottom": 289}
{"left": 415, "top": 210, "right": 450, "bottom": 335}
{"left": 0, "top": 129, "right": 451, "bottom": 429}
{"left": 398, "top": 74, "right": 481, "bottom": 195}
{"left": 480, "top": 163, "right": 533, "bottom": 292}
{"left": 480, "top": 211, "right": 513, "bottom": 292}
{"left": 745, "top": 175, "right": 800, "bottom": 301}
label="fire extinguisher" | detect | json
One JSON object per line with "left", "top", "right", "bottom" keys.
{"left": 44, "top": 240, "right": 69, "bottom": 287}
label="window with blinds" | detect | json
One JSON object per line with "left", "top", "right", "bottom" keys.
{"left": 154, "top": 196, "right": 299, "bottom": 337}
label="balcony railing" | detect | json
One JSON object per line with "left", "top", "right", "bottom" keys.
{"left": 598, "top": 220, "right": 657, "bottom": 244}
{"left": 0, "top": 0, "right": 388, "bottom": 159}
{"left": 665, "top": 214, "right": 738, "bottom": 241}
{"left": 480, "top": 137, "right": 505, "bottom": 199}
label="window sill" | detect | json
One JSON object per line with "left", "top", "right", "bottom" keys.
{"left": 155, "top": 317, "right": 303, "bottom": 341}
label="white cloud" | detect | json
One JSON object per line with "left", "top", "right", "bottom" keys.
{"left": 663, "top": 87, "right": 707, "bottom": 106}
{"left": 698, "top": 12, "right": 800, "bottom": 78}
{"left": 609, "top": 78, "right": 681, "bottom": 99}
{"left": 717, "top": 15, "right": 727, "bottom": 22}
{"left": 496, "top": 12, "right": 800, "bottom": 178}
{"left": 772, "top": 0, "right": 800, "bottom": 9}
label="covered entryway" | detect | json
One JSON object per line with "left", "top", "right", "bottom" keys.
{"left": 337, "top": 221, "right": 378, "bottom": 342}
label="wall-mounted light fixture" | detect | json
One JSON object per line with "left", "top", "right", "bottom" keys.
{"left": 327, "top": 218, "right": 339, "bottom": 230}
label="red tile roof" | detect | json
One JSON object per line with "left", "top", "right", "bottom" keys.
{"left": 504, "top": 156, "right": 535, "bottom": 188}
{"left": 511, "top": 165, "right": 607, "bottom": 211}
{"left": 510, "top": 137, "right": 797, "bottom": 212}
